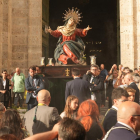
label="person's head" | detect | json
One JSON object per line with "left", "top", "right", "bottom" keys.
{"left": 100, "top": 64, "right": 104, "bottom": 70}
{"left": 64, "top": 95, "right": 79, "bottom": 118}
{"left": 1, "top": 70, "right": 7, "bottom": 79}
{"left": 28, "top": 66, "right": 36, "bottom": 77}
{"left": 10, "top": 72, "right": 14, "bottom": 78}
{"left": 0, "top": 126, "right": 13, "bottom": 136}
{"left": 117, "top": 101, "right": 140, "bottom": 133}
{"left": 36, "top": 66, "right": 41, "bottom": 74}
{"left": 90, "top": 64, "right": 99, "bottom": 76}
{"left": 125, "top": 87, "right": 136, "bottom": 102}
{"left": 134, "top": 68, "right": 138, "bottom": 74}
{"left": 77, "top": 100, "right": 99, "bottom": 131}
{"left": 0, "top": 109, "right": 23, "bottom": 139}
{"left": 72, "top": 68, "right": 81, "bottom": 78}
{"left": 124, "top": 73, "right": 134, "bottom": 85}
{"left": 123, "top": 67, "right": 130, "bottom": 74}
{"left": 132, "top": 74, "right": 140, "bottom": 83}
{"left": 37, "top": 90, "right": 51, "bottom": 106}
{"left": 58, "top": 117, "right": 86, "bottom": 140}
{"left": 112, "top": 70, "right": 118, "bottom": 78}
{"left": 111, "top": 88, "right": 129, "bottom": 108}
{"left": 15, "top": 68, "right": 20, "bottom": 75}
{"left": 0, "top": 134, "right": 19, "bottom": 140}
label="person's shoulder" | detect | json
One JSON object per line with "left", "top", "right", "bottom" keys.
{"left": 24, "top": 107, "right": 36, "bottom": 116}
{"left": 39, "top": 106, "right": 56, "bottom": 111}
{"left": 66, "top": 80, "right": 73, "bottom": 85}
{"left": 25, "top": 76, "right": 30, "bottom": 81}
{"left": 20, "top": 73, "right": 25, "bottom": 76}
{"left": 104, "top": 108, "right": 117, "bottom": 118}
{"left": 83, "top": 73, "right": 91, "bottom": 78}
{"left": 128, "top": 82, "right": 138, "bottom": 88}
{"left": 60, "top": 111, "right": 66, "bottom": 118}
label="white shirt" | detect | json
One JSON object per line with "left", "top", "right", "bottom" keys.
{"left": 112, "top": 105, "right": 118, "bottom": 111}
{"left": 118, "top": 121, "right": 136, "bottom": 134}
{"left": 118, "top": 84, "right": 128, "bottom": 89}
{"left": 60, "top": 112, "right": 66, "bottom": 119}
{"left": 3, "top": 80, "right": 6, "bottom": 89}
{"left": 90, "top": 75, "right": 95, "bottom": 83}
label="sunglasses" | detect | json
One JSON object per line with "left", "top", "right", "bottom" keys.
{"left": 132, "top": 115, "right": 140, "bottom": 117}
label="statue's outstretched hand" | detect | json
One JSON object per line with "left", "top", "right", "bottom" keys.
{"left": 85, "top": 25, "right": 92, "bottom": 31}
{"left": 45, "top": 26, "right": 52, "bottom": 34}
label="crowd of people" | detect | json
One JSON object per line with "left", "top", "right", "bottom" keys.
{"left": 0, "top": 64, "right": 140, "bottom": 140}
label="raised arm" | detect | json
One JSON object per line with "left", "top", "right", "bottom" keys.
{"left": 45, "top": 26, "right": 62, "bottom": 38}
{"left": 75, "top": 25, "right": 92, "bottom": 37}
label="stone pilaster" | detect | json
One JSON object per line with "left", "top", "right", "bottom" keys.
{"left": 120, "top": 0, "right": 134, "bottom": 69}
{"left": 136, "top": 0, "right": 140, "bottom": 67}
{"left": 28, "top": 0, "right": 42, "bottom": 67}
{"left": 120, "top": 0, "right": 140, "bottom": 69}
{"left": 0, "top": 0, "right": 3, "bottom": 72}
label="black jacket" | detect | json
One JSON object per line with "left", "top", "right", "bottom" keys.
{"left": 103, "top": 107, "right": 117, "bottom": 133}
{"left": 83, "top": 74, "right": 104, "bottom": 104}
{"left": 0, "top": 78, "right": 9, "bottom": 101}
{"left": 106, "top": 123, "right": 140, "bottom": 140}
{"left": 65, "top": 78, "right": 91, "bottom": 104}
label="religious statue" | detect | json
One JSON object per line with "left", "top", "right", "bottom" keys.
{"left": 45, "top": 8, "right": 92, "bottom": 65}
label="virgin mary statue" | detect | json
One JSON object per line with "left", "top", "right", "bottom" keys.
{"left": 45, "top": 8, "right": 92, "bottom": 65}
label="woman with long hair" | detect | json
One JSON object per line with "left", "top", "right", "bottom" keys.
{"left": 0, "top": 109, "right": 29, "bottom": 140}
{"left": 60, "top": 95, "right": 79, "bottom": 119}
{"left": 77, "top": 99, "right": 104, "bottom": 140}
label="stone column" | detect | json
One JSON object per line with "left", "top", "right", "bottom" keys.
{"left": 0, "top": 0, "right": 3, "bottom": 72}
{"left": 136, "top": 0, "right": 140, "bottom": 67}
{"left": 120, "top": 0, "right": 134, "bottom": 69}
{"left": 11, "top": 0, "right": 29, "bottom": 74}
{"left": 28, "top": 0, "right": 42, "bottom": 68}
{"left": 120, "top": 0, "right": 140, "bottom": 69}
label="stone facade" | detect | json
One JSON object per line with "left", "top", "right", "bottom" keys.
{"left": 120, "top": 0, "right": 140, "bottom": 69}
{"left": 0, "top": 0, "right": 139, "bottom": 75}
{"left": 0, "top": 0, "right": 43, "bottom": 76}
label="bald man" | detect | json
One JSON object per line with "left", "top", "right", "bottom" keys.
{"left": 124, "top": 74, "right": 139, "bottom": 103}
{"left": 103, "top": 101, "right": 140, "bottom": 140}
{"left": 24, "top": 89, "right": 61, "bottom": 136}
{"left": 12, "top": 67, "right": 25, "bottom": 108}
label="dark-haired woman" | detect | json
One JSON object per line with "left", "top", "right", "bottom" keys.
{"left": 0, "top": 109, "right": 29, "bottom": 140}
{"left": 0, "top": 70, "right": 9, "bottom": 108}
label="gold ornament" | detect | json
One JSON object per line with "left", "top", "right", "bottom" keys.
{"left": 63, "top": 7, "right": 82, "bottom": 24}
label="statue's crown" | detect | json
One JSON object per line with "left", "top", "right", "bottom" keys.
{"left": 63, "top": 7, "right": 82, "bottom": 24}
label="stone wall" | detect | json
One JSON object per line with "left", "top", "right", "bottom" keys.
{"left": 0, "top": 0, "right": 42, "bottom": 76}
{"left": 120, "top": 0, "right": 140, "bottom": 69}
